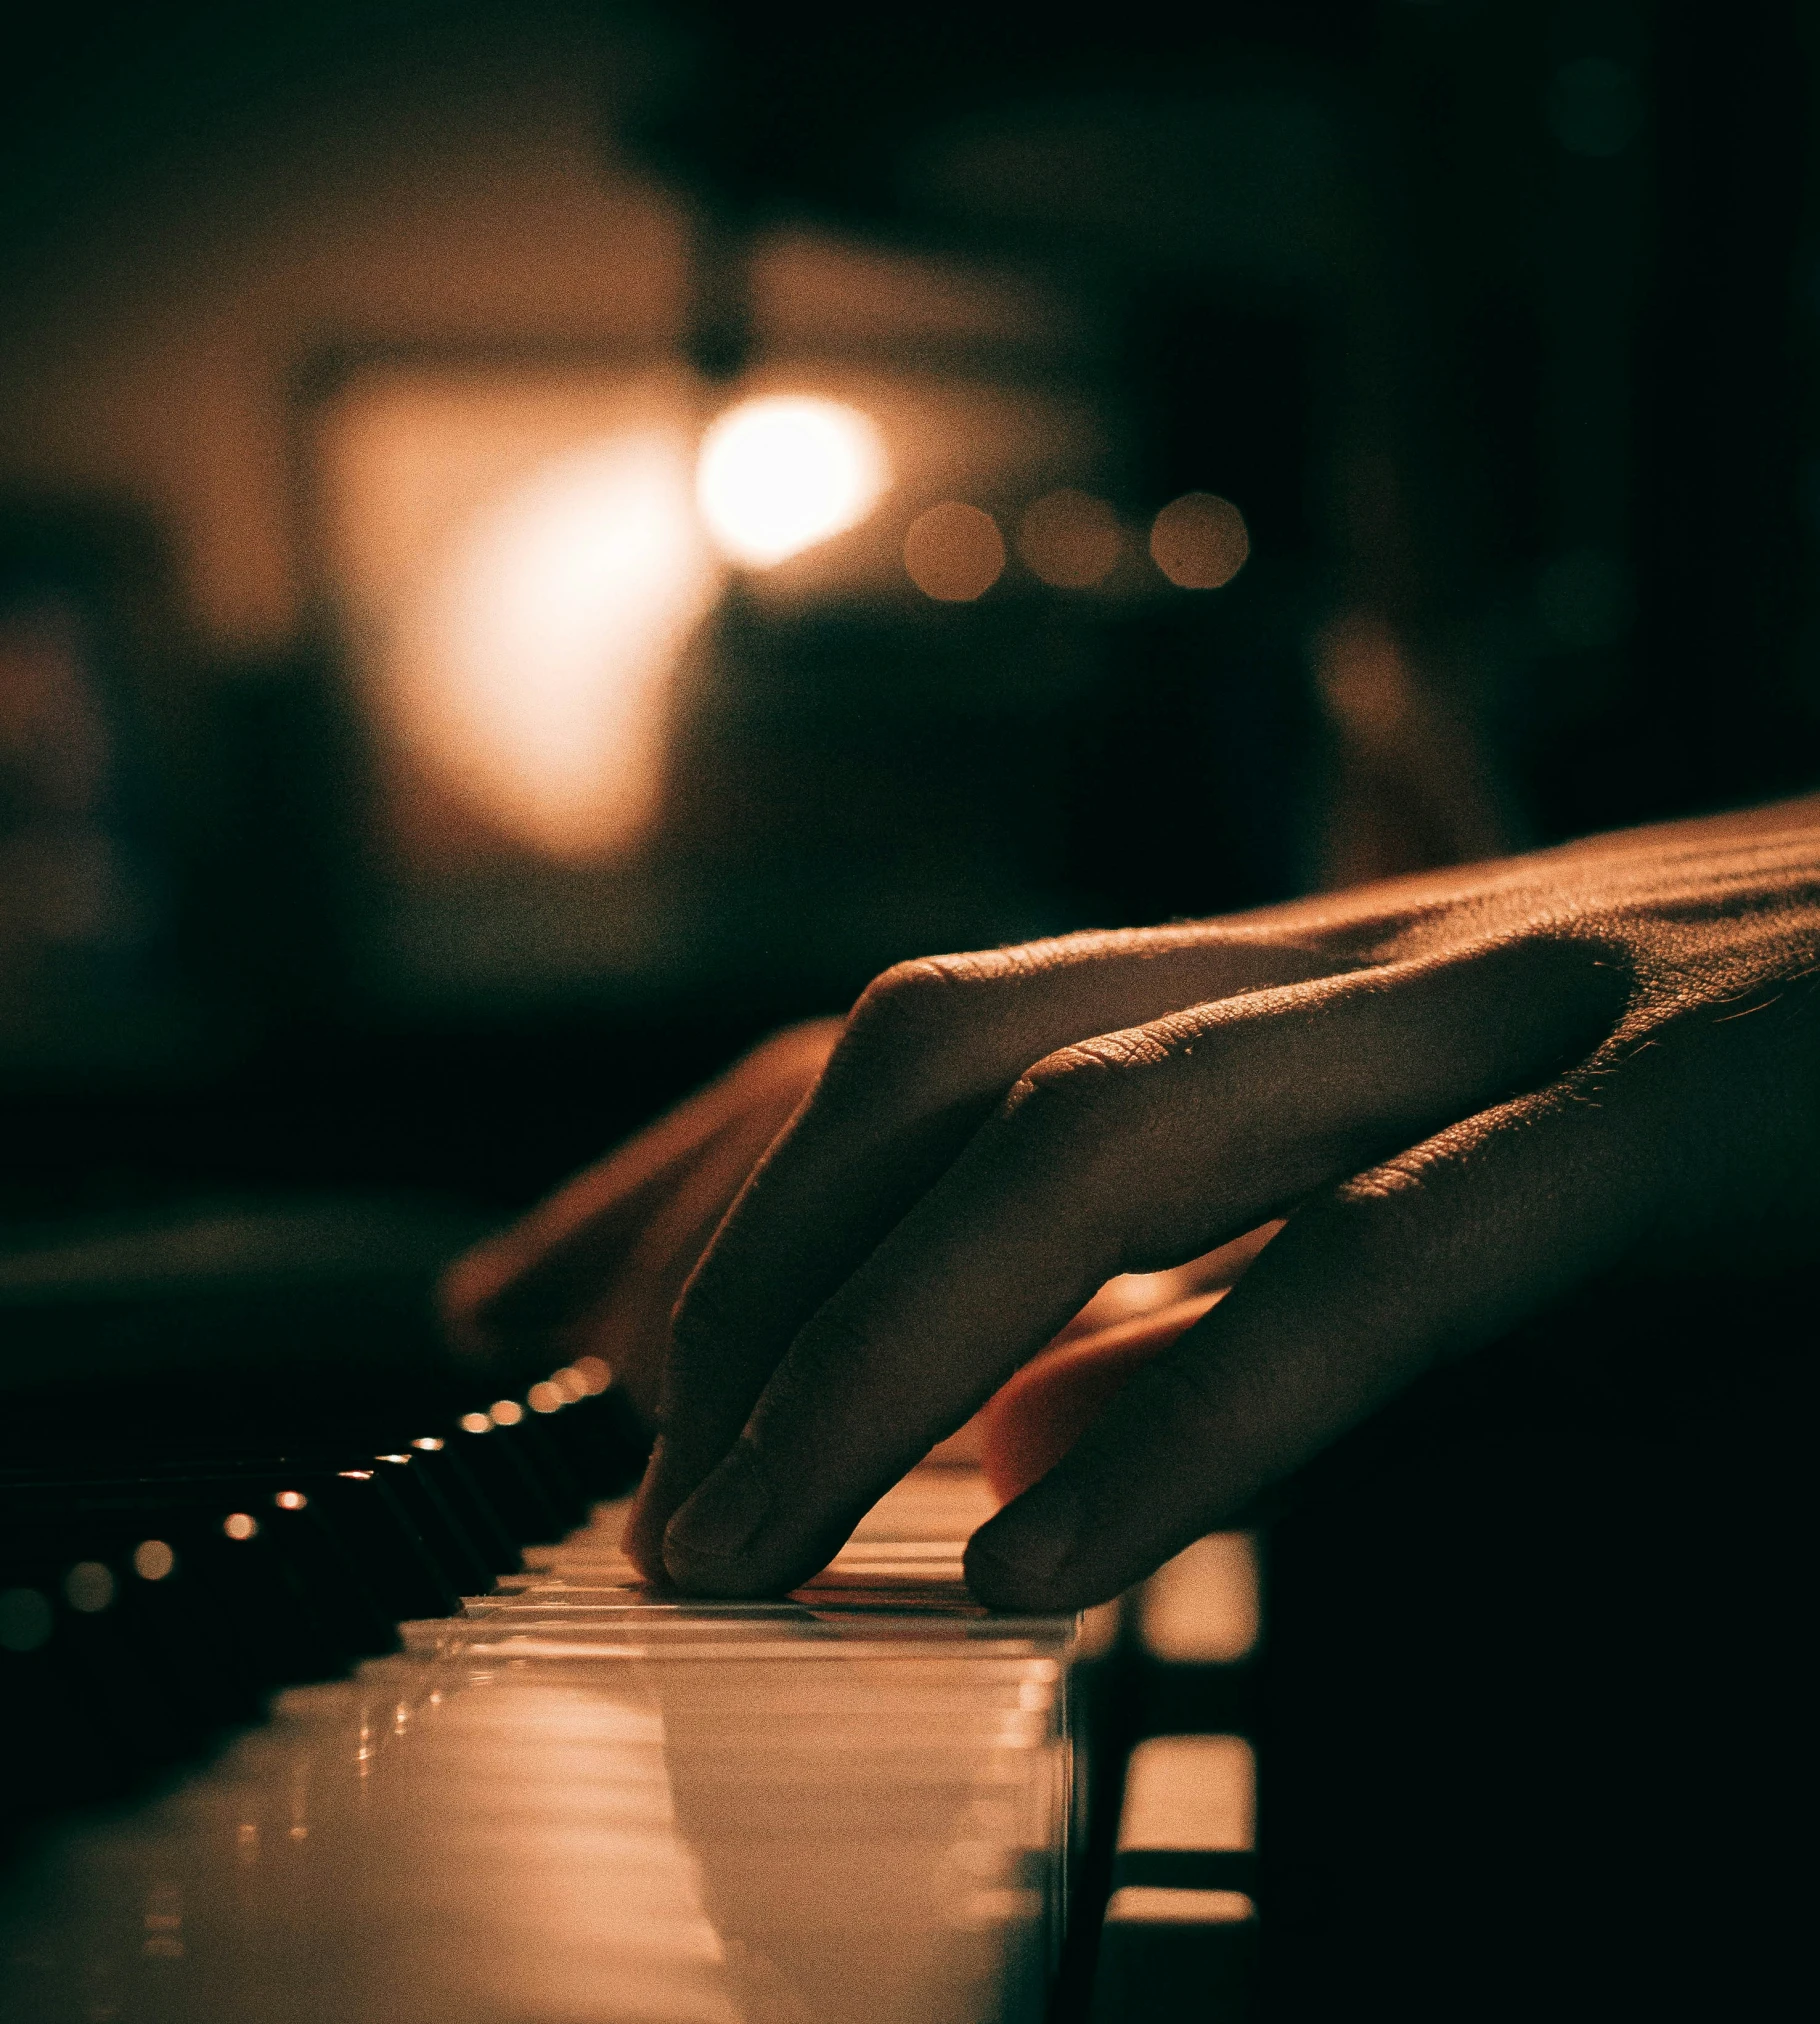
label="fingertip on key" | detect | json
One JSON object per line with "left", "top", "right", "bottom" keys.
{"left": 963, "top": 1479, "right": 1084, "bottom": 1611}
{"left": 660, "top": 1444, "right": 776, "bottom": 1591}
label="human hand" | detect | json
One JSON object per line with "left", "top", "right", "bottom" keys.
{"left": 629, "top": 798, "right": 1820, "bottom": 1608}
{"left": 439, "top": 1020, "right": 842, "bottom": 1431}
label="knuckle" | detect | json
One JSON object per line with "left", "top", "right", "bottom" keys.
{"left": 832, "top": 953, "right": 1018, "bottom": 1097}
{"left": 999, "top": 1036, "right": 1148, "bottom": 1146}
{"left": 841, "top": 957, "right": 968, "bottom": 1059}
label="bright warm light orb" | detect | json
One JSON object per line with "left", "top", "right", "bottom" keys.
{"left": 435, "top": 433, "right": 719, "bottom": 861}
{"left": 696, "top": 396, "right": 889, "bottom": 566}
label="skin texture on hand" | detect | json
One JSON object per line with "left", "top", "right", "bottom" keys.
{"left": 614, "top": 796, "right": 1820, "bottom": 1610}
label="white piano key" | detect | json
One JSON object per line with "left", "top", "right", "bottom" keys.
{"left": 0, "top": 1467, "right": 1074, "bottom": 2024}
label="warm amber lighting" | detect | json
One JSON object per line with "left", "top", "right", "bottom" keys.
{"left": 904, "top": 502, "right": 1006, "bottom": 602}
{"left": 275, "top": 1490, "right": 309, "bottom": 1512}
{"left": 1150, "top": 492, "right": 1249, "bottom": 589}
{"left": 527, "top": 1381, "right": 564, "bottom": 1415}
{"left": 377, "top": 1455, "right": 411, "bottom": 1466}
{"left": 223, "top": 1513, "right": 259, "bottom": 1542}
{"left": 431, "top": 433, "right": 718, "bottom": 860}
{"left": 64, "top": 1562, "right": 116, "bottom": 1614}
{"left": 458, "top": 1412, "right": 493, "bottom": 1436}
{"left": 696, "top": 395, "right": 888, "bottom": 567}
{"left": 132, "top": 1539, "right": 176, "bottom": 1582}
{"left": 338, "top": 1468, "right": 374, "bottom": 1481}
{"left": 490, "top": 1399, "right": 526, "bottom": 1427}
{"left": 1017, "top": 489, "right": 1123, "bottom": 588}
{"left": 572, "top": 1354, "right": 612, "bottom": 1395}
{"left": 550, "top": 1366, "right": 589, "bottom": 1403}
{"left": 412, "top": 1436, "right": 445, "bottom": 1452}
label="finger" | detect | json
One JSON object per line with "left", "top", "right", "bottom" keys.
{"left": 627, "top": 928, "right": 1345, "bottom": 1573}
{"left": 658, "top": 933, "right": 1623, "bottom": 1594}
{"left": 441, "top": 1021, "right": 838, "bottom": 1357}
{"left": 977, "top": 1294, "right": 1223, "bottom": 1504}
{"left": 1049, "top": 1222, "right": 1282, "bottom": 1344}
{"left": 569, "top": 1086, "right": 819, "bottom": 1427}
{"left": 963, "top": 1075, "right": 1663, "bottom": 1611}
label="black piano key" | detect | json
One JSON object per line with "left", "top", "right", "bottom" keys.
{"left": 405, "top": 1436, "right": 523, "bottom": 1576}
{"left": 530, "top": 1386, "right": 646, "bottom": 1500}
{"left": 310, "top": 1468, "right": 464, "bottom": 1622}
{"left": 0, "top": 1592, "right": 125, "bottom": 1817}
{"left": 262, "top": 1493, "right": 402, "bottom": 1658}
{"left": 368, "top": 1450, "right": 495, "bottom": 1598}
{"left": 3, "top": 1513, "right": 265, "bottom": 1747}
{"left": 112, "top": 1534, "right": 267, "bottom": 1730}
{"left": 0, "top": 1546, "right": 225, "bottom": 1806}
{"left": 166, "top": 1505, "right": 354, "bottom": 1688}
{"left": 490, "top": 1406, "right": 589, "bottom": 1528}
{"left": 4, "top": 1464, "right": 457, "bottom": 1638}
{"left": 51, "top": 1568, "right": 212, "bottom": 1771}
{"left": 448, "top": 1414, "right": 568, "bottom": 1544}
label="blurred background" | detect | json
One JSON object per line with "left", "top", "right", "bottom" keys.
{"left": 1, "top": 0, "right": 1814, "bottom": 1228}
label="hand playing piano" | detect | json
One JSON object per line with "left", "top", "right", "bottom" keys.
{"left": 448, "top": 798, "right": 1820, "bottom": 1610}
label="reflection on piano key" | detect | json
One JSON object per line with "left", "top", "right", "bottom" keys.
{"left": 1114, "top": 1733, "right": 1255, "bottom": 1878}
{"left": 1137, "top": 1533, "right": 1260, "bottom": 1665}
{"left": 0, "top": 1467, "right": 1076, "bottom": 2023}
{"left": 1130, "top": 1532, "right": 1260, "bottom": 1738}
{"left": 1090, "top": 1735, "right": 1258, "bottom": 2022}
{"left": 1091, "top": 1885, "right": 1257, "bottom": 2021}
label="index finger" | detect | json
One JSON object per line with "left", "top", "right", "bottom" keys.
{"left": 624, "top": 926, "right": 1340, "bottom": 1575}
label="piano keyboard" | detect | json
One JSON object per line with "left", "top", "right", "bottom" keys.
{"left": 0, "top": 1347, "right": 1260, "bottom": 2022}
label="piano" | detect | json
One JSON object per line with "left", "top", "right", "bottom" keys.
{"left": 0, "top": 1202, "right": 1261, "bottom": 2022}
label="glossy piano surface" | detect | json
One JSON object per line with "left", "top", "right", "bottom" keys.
{"left": 0, "top": 1467, "right": 1077, "bottom": 2024}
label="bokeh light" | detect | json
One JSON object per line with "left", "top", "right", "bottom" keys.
{"left": 223, "top": 1512, "right": 259, "bottom": 1542}
{"left": 1149, "top": 492, "right": 1250, "bottom": 589}
{"left": 697, "top": 395, "right": 889, "bottom": 567}
{"left": 1017, "top": 489, "right": 1123, "bottom": 588}
{"left": 132, "top": 1539, "right": 176, "bottom": 1582}
{"left": 904, "top": 502, "right": 1006, "bottom": 602}
{"left": 64, "top": 1562, "right": 117, "bottom": 1614}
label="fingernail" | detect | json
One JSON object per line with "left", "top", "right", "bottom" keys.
{"left": 663, "top": 1445, "right": 772, "bottom": 1570}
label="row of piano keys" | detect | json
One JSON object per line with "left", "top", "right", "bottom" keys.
{"left": 0, "top": 1358, "right": 640, "bottom": 1820}
{"left": 0, "top": 1370, "right": 1262, "bottom": 2022}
